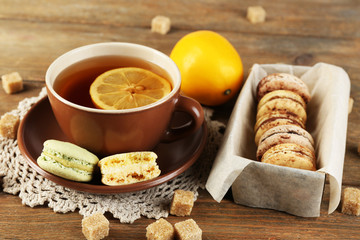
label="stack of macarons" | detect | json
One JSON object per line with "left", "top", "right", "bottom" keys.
{"left": 255, "top": 73, "right": 316, "bottom": 171}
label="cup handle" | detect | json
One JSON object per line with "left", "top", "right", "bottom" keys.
{"left": 161, "top": 95, "right": 204, "bottom": 142}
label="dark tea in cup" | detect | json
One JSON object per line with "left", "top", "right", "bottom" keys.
{"left": 54, "top": 55, "right": 173, "bottom": 109}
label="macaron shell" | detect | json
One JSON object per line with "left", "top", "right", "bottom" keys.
{"left": 44, "top": 139, "right": 99, "bottom": 165}
{"left": 257, "top": 90, "right": 306, "bottom": 110}
{"left": 256, "top": 131, "right": 315, "bottom": 161}
{"left": 254, "top": 110, "right": 305, "bottom": 133}
{"left": 37, "top": 155, "right": 93, "bottom": 182}
{"left": 259, "top": 124, "right": 314, "bottom": 146}
{"left": 254, "top": 111, "right": 306, "bottom": 146}
{"left": 261, "top": 143, "right": 316, "bottom": 171}
{"left": 256, "top": 98, "right": 307, "bottom": 125}
{"left": 257, "top": 73, "right": 311, "bottom": 103}
{"left": 255, "top": 118, "right": 304, "bottom": 146}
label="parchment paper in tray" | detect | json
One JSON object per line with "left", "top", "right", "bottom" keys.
{"left": 205, "top": 62, "right": 350, "bottom": 217}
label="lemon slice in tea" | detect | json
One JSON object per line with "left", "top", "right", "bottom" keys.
{"left": 90, "top": 67, "right": 172, "bottom": 110}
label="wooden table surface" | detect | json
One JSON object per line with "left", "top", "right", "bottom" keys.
{"left": 1, "top": 1, "right": 359, "bottom": 239}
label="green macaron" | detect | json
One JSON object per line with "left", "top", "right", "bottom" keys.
{"left": 37, "top": 139, "right": 99, "bottom": 182}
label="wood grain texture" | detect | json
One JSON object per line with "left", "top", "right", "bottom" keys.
{"left": 1, "top": 0, "right": 359, "bottom": 81}
{"left": 0, "top": 0, "right": 360, "bottom": 239}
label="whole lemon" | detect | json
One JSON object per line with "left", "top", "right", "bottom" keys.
{"left": 170, "top": 30, "right": 243, "bottom": 106}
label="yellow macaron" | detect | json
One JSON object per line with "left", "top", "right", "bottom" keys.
{"left": 261, "top": 143, "right": 316, "bottom": 171}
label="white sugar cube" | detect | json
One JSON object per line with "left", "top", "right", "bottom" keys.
{"left": 151, "top": 15, "right": 171, "bottom": 35}
{"left": 247, "top": 6, "right": 266, "bottom": 24}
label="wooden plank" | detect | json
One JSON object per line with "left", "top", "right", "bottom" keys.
{"left": 1, "top": 0, "right": 359, "bottom": 38}
{"left": 1, "top": 188, "right": 360, "bottom": 239}
{"left": 0, "top": 19, "right": 359, "bottom": 82}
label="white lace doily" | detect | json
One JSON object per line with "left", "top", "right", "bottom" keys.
{"left": 0, "top": 88, "right": 224, "bottom": 223}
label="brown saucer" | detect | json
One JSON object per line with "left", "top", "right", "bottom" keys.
{"left": 17, "top": 97, "right": 207, "bottom": 194}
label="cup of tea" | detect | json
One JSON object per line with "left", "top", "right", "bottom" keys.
{"left": 45, "top": 42, "right": 204, "bottom": 156}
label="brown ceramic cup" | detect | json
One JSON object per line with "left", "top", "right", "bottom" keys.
{"left": 45, "top": 42, "right": 204, "bottom": 156}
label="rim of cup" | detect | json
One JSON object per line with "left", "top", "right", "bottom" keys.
{"left": 45, "top": 42, "right": 181, "bottom": 114}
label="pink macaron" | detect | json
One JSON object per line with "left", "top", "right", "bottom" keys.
{"left": 257, "top": 73, "right": 311, "bottom": 103}
{"left": 256, "top": 124, "right": 315, "bottom": 161}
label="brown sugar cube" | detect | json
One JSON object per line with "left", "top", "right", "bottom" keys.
{"left": 1, "top": 72, "right": 23, "bottom": 94}
{"left": 146, "top": 218, "right": 174, "bottom": 240}
{"left": 348, "top": 97, "right": 354, "bottom": 114}
{"left": 0, "top": 113, "right": 20, "bottom": 139}
{"left": 342, "top": 187, "right": 360, "bottom": 216}
{"left": 151, "top": 15, "right": 171, "bottom": 35}
{"left": 246, "top": 6, "right": 266, "bottom": 24}
{"left": 174, "top": 219, "right": 202, "bottom": 240}
{"left": 82, "top": 212, "right": 109, "bottom": 240}
{"left": 170, "top": 190, "right": 194, "bottom": 216}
